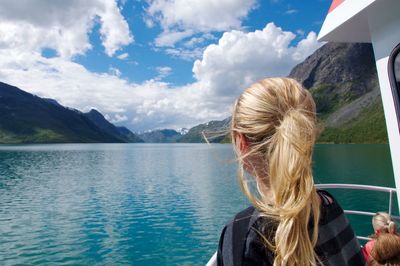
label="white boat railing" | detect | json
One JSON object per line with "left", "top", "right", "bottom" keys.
{"left": 316, "top": 183, "right": 399, "bottom": 241}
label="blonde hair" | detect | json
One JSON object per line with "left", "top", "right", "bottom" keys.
{"left": 370, "top": 233, "right": 400, "bottom": 266}
{"left": 231, "top": 77, "right": 321, "bottom": 266}
{"left": 372, "top": 212, "right": 397, "bottom": 235}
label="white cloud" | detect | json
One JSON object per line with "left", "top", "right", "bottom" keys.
{"left": 0, "top": 0, "right": 133, "bottom": 58}
{"left": 292, "top": 32, "right": 322, "bottom": 61}
{"left": 183, "top": 33, "right": 216, "bottom": 48}
{"left": 109, "top": 66, "right": 122, "bottom": 77}
{"left": 285, "top": 9, "right": 298, "bottom": 15}
{"left": 146, "top": 0, "right": 257, "bottom": 47}
{"left": 154, "top": 29, "right": 194, "bottom": 47}
{"left": 0, "top": 22, "right": 323, "bottom": 131}
{"left": 117, "top": 52, "right": 129, "bottom": 60}
{"left": 193, "top": 23, "right": 323, "bottom": 98}
{"left": 165, "top": 47, "right": 205, "bottom": 61}
{"left": 98, "top": 0, "right": 133, "bottom": 56}
{"left": 154, "top": 66, "right": 172, "bottom": 81}
{"left": 107, "top": 114, "right": 129, "bottom": 123}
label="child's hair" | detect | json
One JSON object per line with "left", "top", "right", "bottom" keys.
{"left": 372, "top": 212, "right": 397, "bottom": 235}
{"left": 231, "top": 77, "right": 320, "bottom": 266}
{"left": 370, "top": 233, "right": 400, "bottom": 266}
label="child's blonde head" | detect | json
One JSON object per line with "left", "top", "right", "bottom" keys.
{"left": 373, "top": 212, "right": 397, "bottom": 234}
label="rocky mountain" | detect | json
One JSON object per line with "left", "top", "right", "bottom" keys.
{"left": 0, "top": 82, "right": 142, "bottom": 143}
{"left": 138, "top": 129, "right": 182, "bottom": 143}
{"left": 289, "top": 43, "right": 378, "bottom": 119}
{"left": 289, "top": 42, "right": 387, "bottom": 143}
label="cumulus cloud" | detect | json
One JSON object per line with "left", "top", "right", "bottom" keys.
{"left": 146, "top": 0, "right": 257, "bottom": 47}
{"left": 98, "top": 1, "right": 133, "bottom": 56}
{"left": 0, "top": 0, "right": 133, "bottom": 58}
{"left": 0, "top": 22, "right": 323, "bottom": 131}
{"left": 193, "top": 23, "right": 323, "bottom": 98}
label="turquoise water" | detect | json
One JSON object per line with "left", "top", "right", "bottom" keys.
{"left": 0, "top": 144, "right": 397, "bottom": 265}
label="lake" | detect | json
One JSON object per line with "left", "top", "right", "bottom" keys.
{"left": 0, "top": 144, "right": 398, "bottom": 265}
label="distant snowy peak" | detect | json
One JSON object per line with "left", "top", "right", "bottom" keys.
{"left": 177, "top": 128, "right": 189, "bottom": 135}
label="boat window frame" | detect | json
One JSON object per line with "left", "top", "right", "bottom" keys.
{"left": 388, "top": 42, "right": 400, "bottom": 134}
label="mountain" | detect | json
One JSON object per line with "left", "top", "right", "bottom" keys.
{"left": 0, "top": 82, "right": 140, "bottom": 143}
{"left": 178, "top": 118, "right": 231, "bottom": 143}
{"left": 117, "top": 126, "right": 144, "bottom": 143}
{"left": 177, "top": 128, "right": 189, "bottom": 135}
{"left": 289, "top": 43, "right": 378, "bottom": 117}
{"left": 138, "top": 129, "right": 182, "bottom": 143}
{"left": 83, "top": 109, "right": 143, "bottom": 143}
{"left": 288, "top": 42, "right": 387, "bottom": 143}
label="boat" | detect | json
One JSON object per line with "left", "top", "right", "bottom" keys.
{"left": 207, "top": 0, "right": 400, "bottom": 264}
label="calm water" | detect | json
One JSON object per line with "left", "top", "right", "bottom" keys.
{"left": 0, "top": 144, "right": 397, "bottom": 265}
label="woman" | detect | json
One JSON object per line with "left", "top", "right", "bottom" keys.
{"left": 217, "top": 78, "right": 365, "bottom": 266}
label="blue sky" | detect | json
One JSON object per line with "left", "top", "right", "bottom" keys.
{"left": 0, "top": 0, "right": 332, "bottom": 131}
{"left": 73, "top": 0, "right": 331, "bottom": 86}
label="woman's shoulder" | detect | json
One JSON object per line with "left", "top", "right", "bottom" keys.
{"left": 218, "top": 206, "right": 259, "bottom": 242}
{"left": 317, "top": 189, "right": 335, "bottom": 205}
{"left": 217, "top": 206, "right": 261, "bottom": 266}
{"left": 315, "top": 190, "right": 366, "bottom": 265}
{"left": 316, "top": 189, "right": 347, "bottom": 224}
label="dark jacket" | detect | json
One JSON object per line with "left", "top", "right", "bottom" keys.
{"left": 217, "top": 190, "right": 366, "bottom": 266}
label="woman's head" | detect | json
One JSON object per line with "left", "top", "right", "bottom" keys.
{"left": 231, "top": 77, "right": 320, "bottom": 266}
{"left": 373, "top": 212, "right": 397, "bottom": 235}
{"left": 231, "top": 77, "right": 317, "bottom": 206}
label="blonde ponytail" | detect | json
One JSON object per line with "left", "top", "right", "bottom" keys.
{"left": 388, "top": 221, "right": 397, "bottom": 234}
{"left": 232, "top": 78, "right": 321, "bottom": 266}
{"left": 372, "top": 212, "right": 398, "bottom": 235}
{"left": 269, "top": 109, "right": 320, "bottom": 265}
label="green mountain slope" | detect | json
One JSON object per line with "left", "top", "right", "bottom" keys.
{"left": 318, "top": 99, "right": 387, "bottom": 143}
{"left": 0, "top": 82, "right": 125, "bottom": 143}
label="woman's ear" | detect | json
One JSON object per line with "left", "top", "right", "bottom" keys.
{"left": 236, "top": 133, "right": 249, "bottom": 155}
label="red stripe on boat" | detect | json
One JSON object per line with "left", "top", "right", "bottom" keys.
{"left": 328, "top": 0, "right": 345, "bottom": 13}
